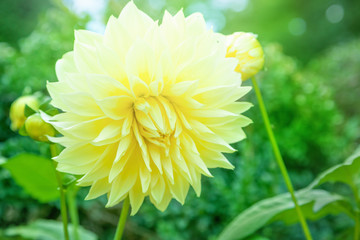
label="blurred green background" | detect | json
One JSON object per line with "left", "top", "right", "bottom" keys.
{"left": 0, "top": 0, "right": 359, "bottom": 239}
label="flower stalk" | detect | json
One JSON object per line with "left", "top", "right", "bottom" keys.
{"left": 352, "top": 186, "right": 360, "bottom": 240}
{"left": 251, "top": 77, "right": 313, "bottom": 240}
{"left": 50, "top": 144, "right": 70, "bottom": 240}
{"left": 114, "top": 197, "right": 130, "bottom": 240}
{"left": 67, "top": 185, "right": 80, "bottom": 240}
{"left": 354, "top": 211, "right": 359, "bottom": 240}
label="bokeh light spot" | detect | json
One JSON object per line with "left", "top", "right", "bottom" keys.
{"left": 326, "top": 4, "right": 344, "bottom": 23}
{"left": 288, "top": 18, "right": 306, "bottom": 36}
{"left": 211, "top": 0, "right": 248, "bottom": 12}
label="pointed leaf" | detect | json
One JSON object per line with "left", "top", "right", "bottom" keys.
{"left": 308, "top": 147, "right": 360, "bottom": 189}
{"left": 39, "top": 97, "right": 52, "bottom": 110}
{"left": 38, "top": 97, "right": 60, "bottom": 116}
{"left": 5, "top": 219, "right": 97, "bottom": 240}
{"left": 2, "top": 153, "right": 59, "bottom": 202}
{"left": 24, "top": 104, "right": 37, "bottom": 117}
{"left": 62, "top": 174, "right": 77, "bottom": 188}
{"left": 218, "top": 189, "right": 353, "bottom": 240}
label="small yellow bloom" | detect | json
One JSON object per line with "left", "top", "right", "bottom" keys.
{"left": 25, "top": 113, "right": 55, "bottom": 142}
{"left": 226, "top": 32, "right": 264, "bottom": 81}
{"left": 10, "top": 96, "right": 39, "bottom": 131}
{"left": 44, "top": 2, "right": 252, "bottom": 215}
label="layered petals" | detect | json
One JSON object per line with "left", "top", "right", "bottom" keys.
{"left": 46, "top": 2, "right": 252, "bottom": 215}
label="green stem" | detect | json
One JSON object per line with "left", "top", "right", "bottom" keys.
{"left": 67, "top": 185, "right": 80, "bottom": 240}
{"left": 50, "top": 144, "right": 70, "bottom": 240}
{"left": 114, "top": 197, "right": 130, "bottom": 240}
{"left": 354, "top": 213, "right": 359, "bottom": 240}
{"left": 251, "top": 77, "right": 313, "bottom": 240}
{"left": 352, "top": 187, "right": 360, "bottom": 240}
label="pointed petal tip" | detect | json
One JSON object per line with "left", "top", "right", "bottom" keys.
{"left": 176, "top": 198, "right": 185, "bottom": 205}
{"left": 105, "top": 201, "right": 115, "bottom": 208}
{"left": 84, "top": 194, "right": 93, "bottom": 201}
{"left": 226, "top": 163, "right": 235, "bottom": 170}
{"left": 130, "top": 205, "right": 140, "bottom": 216}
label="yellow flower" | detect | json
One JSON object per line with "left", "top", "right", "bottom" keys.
{"left": 25, "top": 113, "right": 56, "bottom": 142}
{"left": 44, "top": 2, "right": 252, "bottom": 215}
{"left": 226, "top": 32, "right": 264, "bottom": 81}
{"left": 10, "top": 95, "right": 39, "bottom": 131}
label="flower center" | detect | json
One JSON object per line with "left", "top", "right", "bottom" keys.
{"left": 134, "top": 96, "right": 178, "bottom": 149}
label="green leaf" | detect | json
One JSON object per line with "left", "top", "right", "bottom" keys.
{"left": 38, "top": 97, "right": 51, "bottom": 110}
{"left": 39, "top": 97, "right": 59, "bottom": 116}
{"left": 5, "top": 219, "right": 97, "bottom": 240}
{"left": 45, "top": 108, "right": 59, "bottom": 116}
{"left": 3, "top": 153, "right": 59, "bottom": 202}
{"left": 62, "top": 173, "right": 77, "bottom": 188}
{"left": 24, "top": 104, "right": 37, "bottom": 117}
{"left": 248, "top": 236, "right": 270, "bottom": 240}
{"left": 18, "top": 124, "right": 27, "bottom": 136}
{"left": 218, "top": 189, "right": 352, "bottom": 240}
{"left": 307, "top": 147, "right": 360, "bottom": 189}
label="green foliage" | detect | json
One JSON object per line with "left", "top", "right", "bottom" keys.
{"left": 222, "top": 0, "right": 360, "bottom": 63}
{"left": 308, "top": 147, "right": 360, "bottom": 189}
{"left": 305, "top": 39, "right": 360, "bottom": 132}
{"left": 1, "top": 7, "right": 87, "bottom": 96}
{"left": 0, "top": 0, "right": 51, "bottom": 45}
{"left": 2, "top": 153, "right": 59, "bottom": 202}
{"left": 220, "top": 147, "right": 360, "bottom": 240}
{"left": 219, "top": 190, "right": 352, "bottom": 240}
{"left": 0, "top": 2, "right": 87, "bottom": 143}
{"left": 253, "top": 43, "right": 357, "bottom": 175}
{"left": 0, "top": 1, "right": 88, "bottom": 232}
{"left": 4, "top": 219, "right": 97, "bottom": 240}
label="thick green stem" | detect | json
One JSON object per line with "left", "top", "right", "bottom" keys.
{"left": 251, "top": 77, "right": 313, "bottom": 240}
{"left": 352, "top": 187, "right": 360, "bottom": 240}
{"left": 114, "top": 197, "right": 130, "bottom": 240}
{"left": 67, "top": 185, "right": 80, "bottom": 240}
{"left": 50, "top": 144, "right": 70, "bottom": 240}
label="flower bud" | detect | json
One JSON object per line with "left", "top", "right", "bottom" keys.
{"left": 226, "top": 32, "right": 264, "bottom": 81}
{"left": 10, "top": 96, "right": 39, "bottom": 131}
{"left": 24, "top": 113, "right": 55, "bottom": 142}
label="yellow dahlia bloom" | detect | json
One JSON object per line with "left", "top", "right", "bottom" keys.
{"left": 44, "top": 2, "right": 252, "bottom": 215}
{"left": 10, "top": 95, "right": 39, "bottom": 131}
{"left": 226, "top": 32, "right": 264, "bottom": 81}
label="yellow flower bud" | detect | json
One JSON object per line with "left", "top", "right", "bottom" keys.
{"left": 226, "top": 32, "right": 264, "bottom": 81}
{"left": 24, "top": 113, "right": 55, "bottom": 142}
{"left": 10, "top": 96, "right": 39, "bottom": 131}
